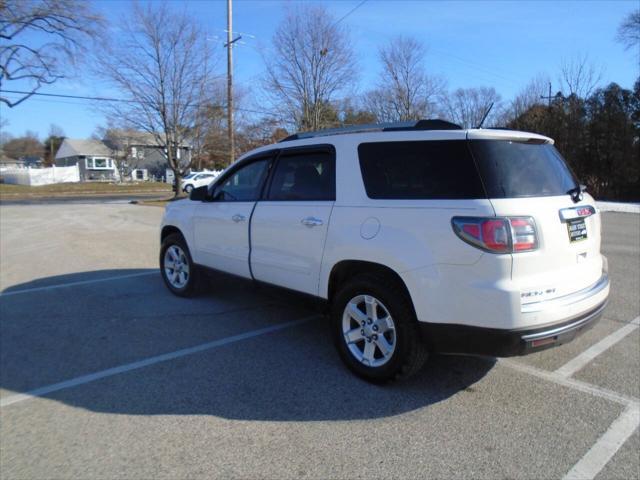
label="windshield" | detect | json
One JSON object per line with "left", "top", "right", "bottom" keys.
{"left": 470, "top": 140, "right": 579, "bottom": 198}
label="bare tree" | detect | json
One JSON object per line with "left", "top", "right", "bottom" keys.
{"left": 0, "top": 0, "right": 103, "bottom": 107}
{"left": 0, "top": 117, "right": 12, "bottom": 147}
{"left": 194, "top": 80, "right": 253, "bottom": 168}
{"left": 616, "top": 9, "right": 640, "bottom": 53}
{"left": 501, "top": 74, "right": 550, "bottom": 125}
{"left": 97, "top": 2, "right": 216, "bottom": 194}
{"left": 365, "top": 36, "right": 444, "bottom": 122}
{"left": 2, "top": 130, "right": 43, "bottom": 159}
{"left": 559, "top": 54, "right": 602, "bottom": 99}
{"left": 43, "top": 123, "right": 65, "bottom": 165}
{"left": 263, "top": 5, "right": 357, "bottom": 131}
{"left": 440, "top": 87, "right": 502, "bottom": 129}
{"left": 92, "top": 126, "right": 142, "bottom": 182}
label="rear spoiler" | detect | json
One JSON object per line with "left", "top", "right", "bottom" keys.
{"left": 466, "top": 129, "right": 553, "bottom": 144}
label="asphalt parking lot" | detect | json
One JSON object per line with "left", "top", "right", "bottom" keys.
{"left": 0, "top": 201, "right": 638, "bottom": 479}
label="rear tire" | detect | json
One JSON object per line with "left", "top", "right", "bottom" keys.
{"left": 160, "top": 233, "right": 200, "bottom": 297}
{"left": 331, "top": 273, "right": 428, "bottom": 383}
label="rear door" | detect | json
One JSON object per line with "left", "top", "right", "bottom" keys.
{"left": 469, "top": 138, "right": 603, "bottom": 302}
{"left": 192, "top": 157, "right": 271, "bottom": 278}
{"left": 250, "top": 147, "right": 335, "bottom": 295}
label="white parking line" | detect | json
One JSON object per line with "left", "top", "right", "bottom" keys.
{"left": 498, "top": 344, "right": 640, "bottom": 480}
{"left": 499, "top": 359, "right": 639, "bottom": 407}
{"left": 0, "top": 271, "right": 158, "bottom": 297}
{"left": 563, "top": 405, "right": 640, "bottom": 480}
{"left": 0, "top": 315, "right": 317, "bottom": 408}
{"left": 555, "top": 317, "right": 640, "bottom": 378}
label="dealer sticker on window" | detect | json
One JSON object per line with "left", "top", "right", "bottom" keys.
{"left": 567, "top": 218, "right": 588, "bottom": 243}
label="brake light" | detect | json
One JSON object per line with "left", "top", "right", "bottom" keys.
{"left": 452, "top": 216, "right": 538, "bottom": 253}
{"left": 576, "top": 208, "right": 592, "bottom": 216}
{"left": 482, "top": 219, "right": 509, "bottom": 252}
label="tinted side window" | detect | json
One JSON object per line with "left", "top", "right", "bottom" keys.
{"left": 267, "top": 151, "right": 335, "bottom": 201}
{"left": 358, "top": 141, "right": 485, "bottom": 199}
{"left": 213, "top": 159, "right": 269, "bottom": 201}
{"left": 469, "top": 140, "right": 578, "bottom": 198}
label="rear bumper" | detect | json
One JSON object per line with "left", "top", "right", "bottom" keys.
{"left": 419, "top": 297, "right": 608, "bottom": 357}
{"left": 520, "top": 272, "right": 609, "bottom": 314}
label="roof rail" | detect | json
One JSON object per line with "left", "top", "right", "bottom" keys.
{"left": 279, "top": 119, "right": 462, "bottom": 142}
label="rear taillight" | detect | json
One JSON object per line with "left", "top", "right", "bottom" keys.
{"left": 509, "top": 217, "right": 537, "bottom": 251}
{"left": 452, "top": 216, "right": 538, "bottom": 253}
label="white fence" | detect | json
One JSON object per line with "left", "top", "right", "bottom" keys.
{"left": 1, "top": 165, "right": 80, "bottom": 186}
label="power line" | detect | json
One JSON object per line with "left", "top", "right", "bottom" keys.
{"left": 329, "top": 0, "right": 526, "bottom": 93}
{"left": 428, "top": 49, "right": 523, "bottom": 88}
{"left": 0, "top": 89, "right": 278, "bottom": 117}
{"left": 333, "top": 0, "right": 369, "bottom": 27}
{"left": 1, "top": 89, "right": 137, "bottom": 105}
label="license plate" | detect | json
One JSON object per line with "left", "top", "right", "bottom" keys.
{"left": 567, "top": 218, "right": 587, "bottom": 243}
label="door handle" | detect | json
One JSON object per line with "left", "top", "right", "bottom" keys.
{"left": 301, "top": 217, "right": 323, "bottom": 227}
{"left": 232, "top": 214, "right": 246, "bottom": 223}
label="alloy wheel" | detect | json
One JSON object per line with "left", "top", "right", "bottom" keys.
{"left": 164, "top": 245, "right": 190, "bottom": 289}
{"left": 342, "top": 294, "right": 397, "bottom": 367}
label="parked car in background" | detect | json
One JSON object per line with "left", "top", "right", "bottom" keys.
{"left": 181, "top": 171, "right": 219, "bottom": 193}
{"left": 160, "top": 120, "right": 609, "bottom": 382}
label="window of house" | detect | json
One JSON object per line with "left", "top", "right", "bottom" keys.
{"left": 86, "top": 157, "right": 111, "bottom": 169}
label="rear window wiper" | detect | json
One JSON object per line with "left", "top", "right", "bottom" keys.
{"left": 567, "top": 184, "right": 587, "bottom": 203}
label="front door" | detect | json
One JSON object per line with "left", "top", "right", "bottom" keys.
{"left": 192, "top": 158, "right": 270, "bottom": 278}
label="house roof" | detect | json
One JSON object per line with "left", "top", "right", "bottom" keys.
{"left": 56, "top": 139, "right": 113, "bottom": 160}
{"left": 104, "top": 130, "right": 192, "bottom": 149}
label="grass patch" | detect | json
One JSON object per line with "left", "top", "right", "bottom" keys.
{"left": 0, "top": 181, "right": 173, "bottom": 198}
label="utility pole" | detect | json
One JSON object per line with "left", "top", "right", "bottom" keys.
{"left": 223, "top": 0, "right": 249, "bottom": 165}
{"left": 540, "top": 81, "right": 554, "bottom": 108}
{"left": 226, "top": 0, "right": 234, "bottom": 165}
{"left": 225, "top": 0, "right": 238, "bottom": 166}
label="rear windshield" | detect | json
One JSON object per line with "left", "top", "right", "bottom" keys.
{"left": 469, "top": 140, "right": 578, "bottom": 198}
{"left": 358, "top": 140, "right": 485, "bottom": 199}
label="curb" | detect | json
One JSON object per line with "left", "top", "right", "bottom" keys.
{"left": 596, "top": 202, "right": 640, "bottom": 214}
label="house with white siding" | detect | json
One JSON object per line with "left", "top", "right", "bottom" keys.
{"left": 55, "top": 139, "right": 119, "bottom": 181}
{"left": 55, "top": 133, "right": 192, "bottom": 182}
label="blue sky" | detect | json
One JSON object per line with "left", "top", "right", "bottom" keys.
{"left": 1, "top": 0, "right": 638, "bottom": 140}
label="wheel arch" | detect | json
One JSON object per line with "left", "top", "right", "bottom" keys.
{"left": 160, "top": 225, "right": 185, "bottom": 243}
{"left": 326, "top": 260, "right": 416, "bottom": 315}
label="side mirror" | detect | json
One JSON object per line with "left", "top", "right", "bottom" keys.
{"left": 189, "top": 185, "right": 208, "bottom": 201}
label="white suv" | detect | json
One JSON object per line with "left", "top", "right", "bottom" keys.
{"left": 159, "top": 120, "right": 610, "bottom": 382}
{"left": 181, "top": 172, "right": 218, "bottom": 194}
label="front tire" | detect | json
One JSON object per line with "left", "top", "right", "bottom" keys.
{"left": 331, "top": 273, "right": 428, "bottom": 382}
{"left": 160, "top": 233, "right": 200, "bottom": 297}
{"left": 184, "top": 184, "right": 194, "bottom": 194}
